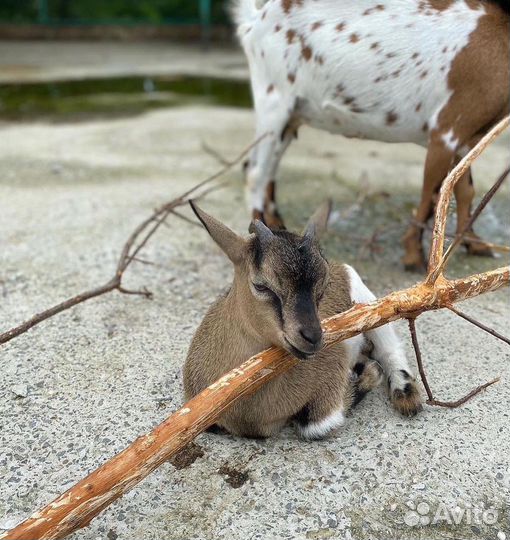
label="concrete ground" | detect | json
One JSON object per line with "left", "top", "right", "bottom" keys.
{"left": 0, "top": 42, "right": 509, "bottom": 540}
{"left": 0, "top": 41, "right": 248, "bottom": 84}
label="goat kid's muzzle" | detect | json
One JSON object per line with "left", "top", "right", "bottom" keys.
{"left": 284, "top": 329, "right": 324, "bottom": 360}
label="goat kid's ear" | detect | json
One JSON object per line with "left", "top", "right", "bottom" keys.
{"left": 303, "top": 199, "right": 332, "bottom": 241}
{"left": 190, "top": 201, "right": 246, "bottom": 264}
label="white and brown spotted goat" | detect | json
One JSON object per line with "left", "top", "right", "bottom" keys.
{"left": 232, "top": 0, "right": 509, "bottom": 270}
{"left": 184, "top": 202, "right": 421, "bottom": 440}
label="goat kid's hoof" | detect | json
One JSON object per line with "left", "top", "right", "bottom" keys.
{"left": 389, "top": 373, "right": 423, "bottom": 417}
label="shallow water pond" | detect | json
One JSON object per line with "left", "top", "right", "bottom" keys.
{"left": 0, "top": 75, "right": 252, "bottom": 121}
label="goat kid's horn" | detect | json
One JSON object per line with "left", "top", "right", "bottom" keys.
{"left": 249, "top": 219, "right": 274, "bottom": 247}
{"left": 303, "top": 222, "right": 316, "bottom": 242}
{"left": 302, "top": 199, "right": 332, "bottom": 244}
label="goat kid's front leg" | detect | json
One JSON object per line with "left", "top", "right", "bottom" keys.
{"left": 344, "top": 265, "right": 423, "bottom": 417}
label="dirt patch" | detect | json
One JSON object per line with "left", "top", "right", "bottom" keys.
{"left": 169, "top": 442, "right": 205, "bottom": 470}
{"left": 218, "top": 463, "right": 250, "bottom": 488}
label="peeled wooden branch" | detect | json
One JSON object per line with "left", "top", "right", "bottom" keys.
{"left": 2, "top": 118, "right": 509, "bottom": 540}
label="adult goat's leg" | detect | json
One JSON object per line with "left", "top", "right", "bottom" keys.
{"left": 402, "top": 136, "right": 456, "bottom": 271}
{"left": 454, "top": 163, "right": 495, "bottom": 258}
{"left": 245, "top": 104, "right": 294, "bottom": 227}
{"left": 262, "top": 122, "right": 297, "bottom": 229}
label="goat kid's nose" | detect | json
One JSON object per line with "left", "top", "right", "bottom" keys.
{"left": 300, "top": 327, "right": 323, "bottom": 346}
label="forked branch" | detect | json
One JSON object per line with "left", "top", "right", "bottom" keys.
{"left": 427, "top": 116, "right": 510, "bottom": 283}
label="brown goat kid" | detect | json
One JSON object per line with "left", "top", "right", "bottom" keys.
{"left": 184, "top": 202, "right": 422, "bottom": 440}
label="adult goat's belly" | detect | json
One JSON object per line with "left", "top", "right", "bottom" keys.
{"left": 296, "top": 89, "right": 435, "bottom": 146}
{"left": 295, "top": 73, "right": 446, "bottom": 147}
{"left": 290, "top": 37, "right": 468, "bottom": 146}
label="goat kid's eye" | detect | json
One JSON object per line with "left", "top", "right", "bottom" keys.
{"left": 253, "top": 282, "right": 271, "bottom": 294}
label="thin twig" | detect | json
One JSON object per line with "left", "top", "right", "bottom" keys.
{"left": 427, "top": 116, "right": 510, "bottom": 283}
{"left": 428, "top": 378, "right": 500, "bottom": 408}
{"left": 407, "top": 317, "right": 434, "bottom": 402}
{"left": 169, "top": 209, "right": 202, "bottom": 227}
{"left": 132, "top": 257, "right": 157, "bottom": 266}
{"left": 411, "top": 219, "right": 510, "bottom": 254}
{"left": 356, "top": 225, "right": 387, "bottom": 260}
{"left": 193, "top": 179, "right": 232, "bottom": 201}
{"left": 407, "top": 317, "right": 501, "bottom": 408}
{"left": 201, "top": 141, "right": 232, "bottom": 166}
{"left": 132, "top": 257, "right": 176, "bottom": 275}
{"left": 447, "top": 305, "right": 510, "bottom": 346}
{"left": 178, "top": 133, "right": 267, "bottom": 202}
{"left": 123, "top": 211, "right": 174, "bottom": 269}
{"left": 0, "top": 136, "right": 267, "bottom": 346}
{"left": 0, "top": 281, "right": 118, "bottom": 345}
{"left": 117, "top": 287, "right": 153, "bottom": 299}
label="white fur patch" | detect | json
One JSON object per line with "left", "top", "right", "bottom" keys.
{"left": 343, "top": 264, "right": 416, "bottom": 386}
{"left": 344, "top": 264, "right": 376, "bottom": 304}
{"left": 441, "top": 128, "right": 459, "bottom": 152}
{"left": 298, "top": 408, "right": 345, "bottom": 440}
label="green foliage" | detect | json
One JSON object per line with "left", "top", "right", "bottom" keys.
{"left": 0, "top": 0, "right": 230, "bottom": 24}
{"left": 0, "top": 0, "right": 37, "bottom": 23}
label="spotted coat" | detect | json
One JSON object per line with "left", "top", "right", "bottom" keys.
{"left": 232, "top": 0, "right": 509, "bottom": 270}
